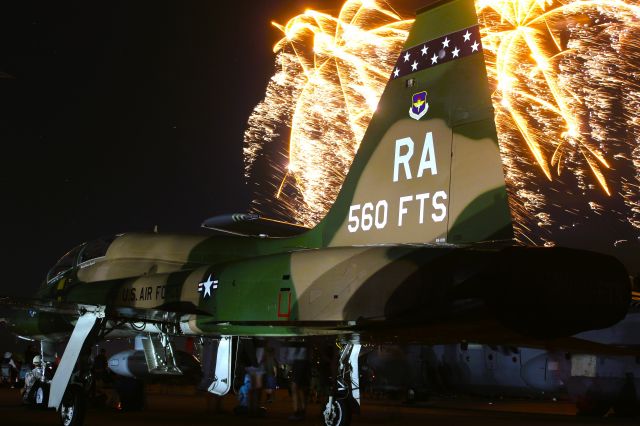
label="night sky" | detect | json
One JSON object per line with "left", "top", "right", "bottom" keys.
{"left": 1, "top": 1, "right": 363, "bottom": 298}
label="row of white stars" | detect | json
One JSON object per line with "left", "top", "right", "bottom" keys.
{"left": 394, "top": 30, "right": 479, "bottom": 77}
{"left": 395, "top": 41, "right": 479, "bottom": 76}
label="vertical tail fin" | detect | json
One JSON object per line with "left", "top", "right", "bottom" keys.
{"left": 310, "top": 0, "right": 513, "bottom": 247}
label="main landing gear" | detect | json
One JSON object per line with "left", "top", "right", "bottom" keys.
{"left": 323, "top": 341, "right": 361, "bottom": 426}
{"left": 59, "top": 384, "right": 87, "bottom": 426}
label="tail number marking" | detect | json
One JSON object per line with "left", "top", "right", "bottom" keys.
{"left": 347, "top": 132, "right": 448, "bottom": 233}
{"left": 348, "top": 201, "right": 388, "bottom": 232}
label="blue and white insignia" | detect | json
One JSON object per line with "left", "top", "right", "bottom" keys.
{"left": 409, "top": 91, "right": 429, "bottom": 120}
{"left": 198, "top": 274, "right": 218, "bottom": 299}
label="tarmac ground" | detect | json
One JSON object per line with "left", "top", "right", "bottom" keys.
{"left": 1, "top": 385, "right": 639, "bottom": 426}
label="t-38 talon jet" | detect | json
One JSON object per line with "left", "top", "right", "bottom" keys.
{"left": 1, "top": 0, "right": 632, "bottom": 425}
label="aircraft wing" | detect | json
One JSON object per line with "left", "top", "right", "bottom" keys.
{"left": 0, "top": 296, "right": 209, "bottom": 324}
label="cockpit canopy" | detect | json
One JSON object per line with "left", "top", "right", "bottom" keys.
{"left": 46, "top": 236, "right": 117, "bottom": 284}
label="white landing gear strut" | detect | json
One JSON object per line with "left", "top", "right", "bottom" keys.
{"left": 48, "top": 309, "right": 104, "bottom": 410}
{"left": 48, "top": 308, "right": 105, "bottom": 426}
{"left": 207, "top": 335, "right": 232, "bottom": 396}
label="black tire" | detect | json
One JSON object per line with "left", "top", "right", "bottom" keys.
{"left": 33, "top": 381, "right": 50, "bottom": 409}
{"left": 59, "top": 385, "right": 87, "bottom": 426}
{"left": 323, "top": 397, "right": 352, "bottom": 426}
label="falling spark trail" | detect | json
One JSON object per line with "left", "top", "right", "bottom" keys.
{"left": 244, "top": 0, "right": 413, "bottom": 227}
{"left": 479, "top": 0, "right": 640, "bottom": 243}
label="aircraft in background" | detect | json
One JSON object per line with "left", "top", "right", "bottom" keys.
{"left": 363, "top": 299, "right": 640, "bottom": 417}
{"left": 0, "top": 0, "right": 633, "bottom": 425}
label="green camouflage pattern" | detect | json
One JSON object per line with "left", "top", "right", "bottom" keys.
{"left": 7, "top": 0, "right": 629, "bottom": 343}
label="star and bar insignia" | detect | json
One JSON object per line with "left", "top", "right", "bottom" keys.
{"left": 198, "top": 274, "right": 218, "bottom": 299}
{"left": 392, "top": 25, "right": 483, "bottom": 80}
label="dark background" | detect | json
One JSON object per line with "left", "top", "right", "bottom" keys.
{"left": 0, "top": 1, "right": 369, "bottom": 297}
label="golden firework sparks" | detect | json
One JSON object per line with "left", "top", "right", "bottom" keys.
{"left": 477, "top": 0, "right": 640, "bottom": 242}
{"left": 244, "top": 0, "right": 413, "bottom": 227}
{"left": 244, "top": 0, "right": 640, "bottom": 245}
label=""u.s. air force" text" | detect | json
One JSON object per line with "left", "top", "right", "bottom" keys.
{"left": 347, "top": 132, "right": 447, "bottom": 233}
{"left": 120, "top": 285, "right": 178, "bottom": 302}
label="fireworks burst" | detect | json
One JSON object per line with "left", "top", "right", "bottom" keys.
{"left": 243, "top": 0, "right": 413, "bottom": 226}
{"left": 244, "top": 0, "right": 640, "bottom": 248}
{"left": 478, "top": 0, "right": 640, "bottom": 244}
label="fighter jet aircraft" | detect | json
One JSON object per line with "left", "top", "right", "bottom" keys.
{"left": 0, "top": 0, "right": 632, "bottom": 425}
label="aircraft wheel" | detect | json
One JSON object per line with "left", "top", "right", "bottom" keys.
{"left": 323, "top": 397, "right": 352, "bottom": 426}
{"left": 59, "top": 385, "right": 86, "bottom": 426}
{"left": 34, "top": 381, "right": 50, "bottom": 409}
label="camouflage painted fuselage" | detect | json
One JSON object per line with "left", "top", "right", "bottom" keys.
{"left": 11, "top": 0, "right": 631, "bottom": 344}
{"left": 22, "top": 229, "right": 628, "bottom": 343}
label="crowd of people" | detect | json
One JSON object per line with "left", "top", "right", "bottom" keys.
{"left": 3, "top": 337, "right": 336, "bottom": 421}
{"left": 233, "top": 337, "right": 335, "bottom": 421}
